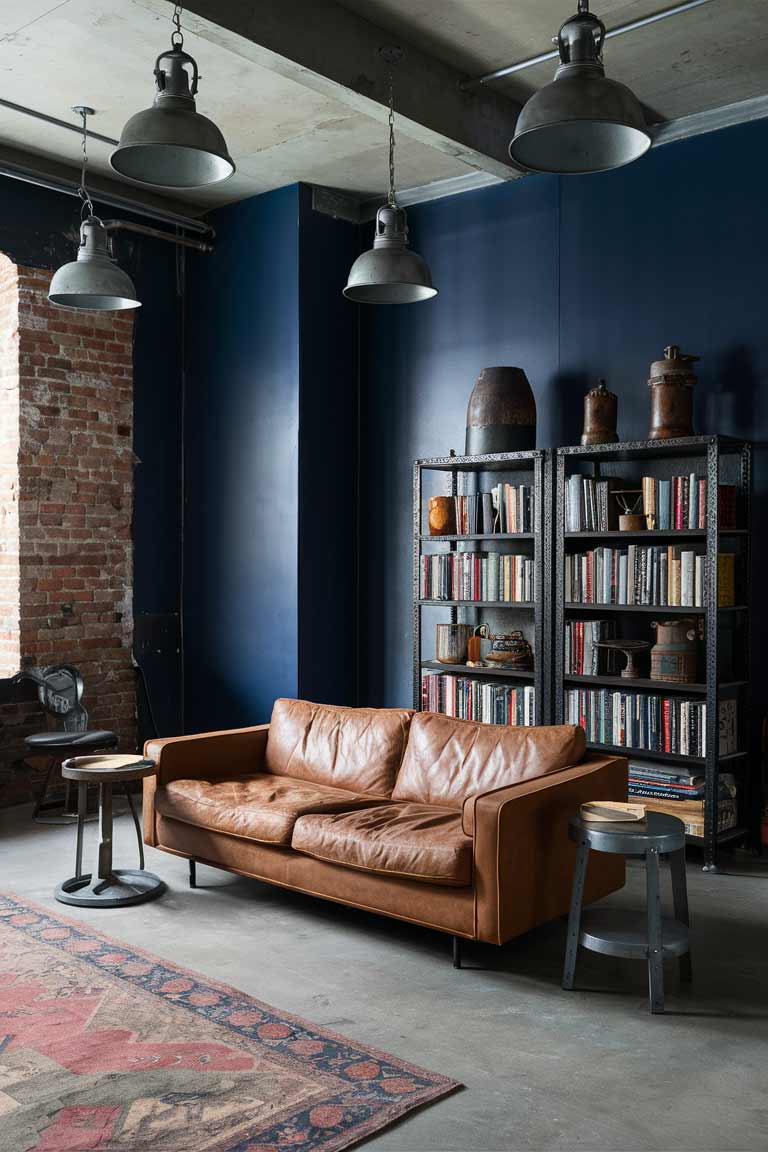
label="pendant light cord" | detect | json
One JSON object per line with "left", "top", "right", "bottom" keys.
{"left": 387, "top": 72, "right": 397, "bottom": 208}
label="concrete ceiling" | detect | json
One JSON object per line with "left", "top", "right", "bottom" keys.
{"left": 0, "top": 0, "right": 765, "bottom": 219}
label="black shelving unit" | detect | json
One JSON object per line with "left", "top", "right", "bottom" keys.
{"left": 413, "top": 451, "right": 546, "bottom": 725}
{"left": 554, "top": 435, "right": 753, "bottom": 871}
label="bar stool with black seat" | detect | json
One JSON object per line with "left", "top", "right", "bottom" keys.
{"left": 13, "top": 665, "right": 118, "bottom": 823}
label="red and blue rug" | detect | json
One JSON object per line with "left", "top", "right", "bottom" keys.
{"left": 0, "top": 893, "right": 458, "bottom": 1151}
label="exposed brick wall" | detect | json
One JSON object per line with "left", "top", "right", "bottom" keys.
{"left": 0, "top": 260, "right": 136, "bottom": 807}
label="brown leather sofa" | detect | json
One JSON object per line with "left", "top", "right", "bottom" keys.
{"left": 144, "top": 698, "right": 627, "bottom": 961}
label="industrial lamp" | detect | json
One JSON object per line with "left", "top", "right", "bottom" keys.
{"left": 48, "top": 107, "right": 141, "bottom": 312}
{"left": 344, "top": 50, "right": 437, "bottom": 304}
{"left": 509, "top": 0, "right": 651, "bottom": 175}
{"left": 110, "top": 4, "right": 234, "bottom": 189}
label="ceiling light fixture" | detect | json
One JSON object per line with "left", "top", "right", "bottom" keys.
{"left": 110, "top": 3, "right": 234, "bottom": 189}
{"left": 48, "top": 106, "right": 141, "bottom": 312}
{"left": 344, "top": 48, "right": 437, "bottom": 304}
{"left": 508, "top": 0, "right": 651, "bottom": 175}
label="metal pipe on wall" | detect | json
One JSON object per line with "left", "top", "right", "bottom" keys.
{"left": 0, "top": 97, "right": 119, "bottom": 146}
{"left": 459, "top": 0, "right": 716, "bottom": 90}
{"left": 103, "top": 219, "right": 214, "bottom": 253}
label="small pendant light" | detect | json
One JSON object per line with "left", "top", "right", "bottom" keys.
{"left": 48, "top": 107, "right": 141, "bottom": 312}
{"left": 344, "top": 51, "right": 437, "bottom": 304}
{"left": 509, "top": 0, "right": 651, "bottom": 175}
{"left": 111, "top": 4, "right": 234, "bottom": 189}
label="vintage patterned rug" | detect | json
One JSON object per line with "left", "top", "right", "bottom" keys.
{"left": 0, "top": 893, "right": 458, "bottom": 1151}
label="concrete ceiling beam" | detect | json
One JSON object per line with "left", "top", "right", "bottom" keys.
{"left": 173, "top": 0, "right": 525, "bottom": 181}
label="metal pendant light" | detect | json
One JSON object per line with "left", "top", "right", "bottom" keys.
{"left": 509, "top": 0, "right": 651, "bottom": 175}
{"left": 344, "top": 52, "right": 437, "bottom": 304}
{"left": 111, "top": 4, "right": 234, "bottom": 189}
{"left": 49, "top": 107, "right": 141, "bottom": 312}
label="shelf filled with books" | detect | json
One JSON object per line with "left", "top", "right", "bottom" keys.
{"left": 555, "top": 436, "right": 753, "bottom": 870}
{"left": 414, "top": 451, "right": 546, "bottom": 728}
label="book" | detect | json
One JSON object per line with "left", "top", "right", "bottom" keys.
{"left": 717, "top": 553, "right": 735, "bottom": 607}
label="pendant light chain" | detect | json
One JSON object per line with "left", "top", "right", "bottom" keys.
{"left": 172, "top": 4, "right": 184, "bottom": 47}
{"left": 387, "top": 72, "right": 397, "bottom": 208}
{"left": 76, "top": 107, "right": 95, "bottom": 222}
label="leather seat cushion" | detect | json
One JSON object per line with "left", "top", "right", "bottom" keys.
{"left": 25, "top": 730, "right": 118, "bottom": 750}
{"left": 291, "top": 803, "right": 473, "bottom": 887}
{"left": 392, "top": 712, "right": 587, "bottom": 808}
{"left": 265, "top": 698, "right": 413, "bottom": 797}
{"left": 154, "top": 774, "right": 381, "bottom": 846}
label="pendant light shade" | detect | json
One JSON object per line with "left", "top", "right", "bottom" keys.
{"left": 49, "top": 217, "right": 141, "bottom": 312}
{"left": 344, "top": 205, "right": 437, "bottom": 304}
{"left": 509, "top": 1, "right": 651, "bottom": 175}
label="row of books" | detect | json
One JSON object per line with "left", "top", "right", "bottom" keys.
{"left": 564, "top": 619, "right": 618, "bottom": 675}
{"left": 449, "top": 484, "right": 534, "bottom": 535}
{"left": 564, "top": 547, "right": 736, "bottom": 607}
{"left": 563, "top": 690, "right": 738, "bottom": 757}
{"left": 626, "top": 759, "right": 737, "bottom": 802}
{"left": 422, "top": 672, "right": 535, "bottom": 726}
{"left": 565, "top": 473, "right": 737, "bottom": 532}
{"left": 420, "top": 552, "right": 534, "bottom": 603}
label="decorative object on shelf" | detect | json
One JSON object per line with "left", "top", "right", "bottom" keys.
{"left": 580, "top": 379, "right": 618, "bottom": 445}
{"left": 580, "top": 801, "right": 646, "bottom": 823}
{"left": 650, "top": 619, "right": 699, "bottom": 683}
{"left": 435, "top": 623, "right": 473, "bottom": 665}
{"left": 465, "top": 367, "right": 536, "bottom": 455}
{"left": 344, "top": 48, "right": 436, "bottom": 304}
{"left": 428, "top": 496, "right": 456, "bottom": 536}
{"left": 111, "top": 4, "right": 234, "bottom": 189}
{"left": 648, "top": 345, "right": 698, "bottom": 440}
{"left": 49, "top": 108, "right": 140, "bottom": 312}
{"left": 593, "top": 638, "right": 650, "bottom": 679}
{"left": 613, "top": 487, "right": 645, "bottom": 531}
{"left": 483, "top": 628, "right": 534, "bottom": 670}
{"left": 508, "top": 0, "right": 651, "bottom": 175}
{"left": 466, "top": 624, "right": 489, "bottom": 665}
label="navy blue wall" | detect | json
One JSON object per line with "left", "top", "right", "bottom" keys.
{"left": 185, "top": 185, "right": 300, "bottom": 731}
{"left": 360, "top": 119, "right": 768, "bottom": 710}
{"left": 0, "top": 175, "right": 182, "bottom": 738}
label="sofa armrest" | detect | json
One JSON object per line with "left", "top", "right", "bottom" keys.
{"left": 143, "top": 724, "right": 269, "bottom": 846}
{"left": 470, "top": 754, "right": 628, "bottom": 945}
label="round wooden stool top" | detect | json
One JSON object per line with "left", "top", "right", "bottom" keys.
{"left": 61, "top": 754, "right": 157, "bottom": 783}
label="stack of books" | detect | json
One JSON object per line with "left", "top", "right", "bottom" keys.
{"left": 563, "top": 546, "right": 735, "bottom": 607}
{"left": 420, "top": 552, "right": 533, "bottom": 602}
{"left": 563, "top": 690, "right": 738, "bottom": 757}
{"left": 565, "top": 477, "right": 619, "bottom": 531}
{"left": 452, "top": 484, "right": 534, "bottom": 535}
{"left": 564, "top": 619, "right": 618, "bottom": 675}
{"left": 422, "top": 671, "right": 535, "bottom": 726}
{"left": 627, "top": 759, "right": 738, "bottom": 837}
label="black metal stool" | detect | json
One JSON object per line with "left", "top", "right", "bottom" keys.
{"left": 13, "top": 665, "right": 117, "bottom": 822}
{"left": 563, "top": 811, "right": 692, "bottom": 1014}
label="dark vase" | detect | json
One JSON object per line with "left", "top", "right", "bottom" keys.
{"left": 465, "top": 366, "right": 536, "bottom": 455}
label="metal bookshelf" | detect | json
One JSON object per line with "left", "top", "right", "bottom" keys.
{"left": 554, "top": 435, "right": 753, "bottom": 871}
{"left": 413, "top": 450, "right": 547, "bottom": 725}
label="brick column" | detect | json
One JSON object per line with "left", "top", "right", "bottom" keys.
{"left": 0, "top": 261, "right": 136, "bottom": 807}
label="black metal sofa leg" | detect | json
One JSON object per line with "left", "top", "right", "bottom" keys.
{"left": 189, "top": 859, "right": 197, "bottom": 889}
{"left": 452, "top": 935, "right": 462, "bottom": 969}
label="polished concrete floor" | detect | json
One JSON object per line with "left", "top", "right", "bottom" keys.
{"left": 1, "top": 802, "right": 766, "bottom": 1152}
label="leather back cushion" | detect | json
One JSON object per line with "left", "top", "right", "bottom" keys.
{"left": 265, "top": 698, "right": 413, "bottom": 797}
{"left": 392, "top": 712, "right": 586, "bottom": 808}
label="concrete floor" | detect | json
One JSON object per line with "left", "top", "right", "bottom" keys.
{"left": 1, "top": 802, "right": 767, "bottom": 1152}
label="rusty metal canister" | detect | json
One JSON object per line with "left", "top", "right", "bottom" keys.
{"left": 648, "top": 345, "right": 697, "bottom": 440}
{"left": 465, "top": 366, "right": 536, "bottom": 455}
{"left": 581, "top": 378, "right": 618, "bottom": 445}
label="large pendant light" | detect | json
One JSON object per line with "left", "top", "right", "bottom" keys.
{"left": 111, "top": 4, "right": 234, "bottom": 189}
{"left": 344, "top": 52, "right": 437, "bottom": 304}
{"left": 509, "top": 0, "right": 651, "bottom": 175}
{"left": 48, "top": 107, "right": 141, "bottom": 312}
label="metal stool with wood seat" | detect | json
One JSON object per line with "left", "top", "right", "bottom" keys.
{"left": 12, "top": 665, "right": 118, "bottom": 823}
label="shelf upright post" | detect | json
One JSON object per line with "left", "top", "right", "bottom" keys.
{"left": 703, "top": 438, "right": 721, "bottom": 870}
{"left": 554, "top": 450, "right": 566, "bottom": 725}
{"left": 535, "top": 450, "right": 547, "bottom": 724}
{"left": 740, "top": 441, "right": 756, "bottom": 849}
{"left": 412, "top": 461, "right": 422, "bottom": 710}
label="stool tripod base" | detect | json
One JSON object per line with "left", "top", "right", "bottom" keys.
{"left": 55, "top": 870, "right": 166, "bottom": 908}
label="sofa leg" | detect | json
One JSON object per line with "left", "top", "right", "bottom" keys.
{"left": 452, "top": 935, "right": 462, "bottom": 969}
{"left": 189, "top": 859, "right": 197, "bottom": 889}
